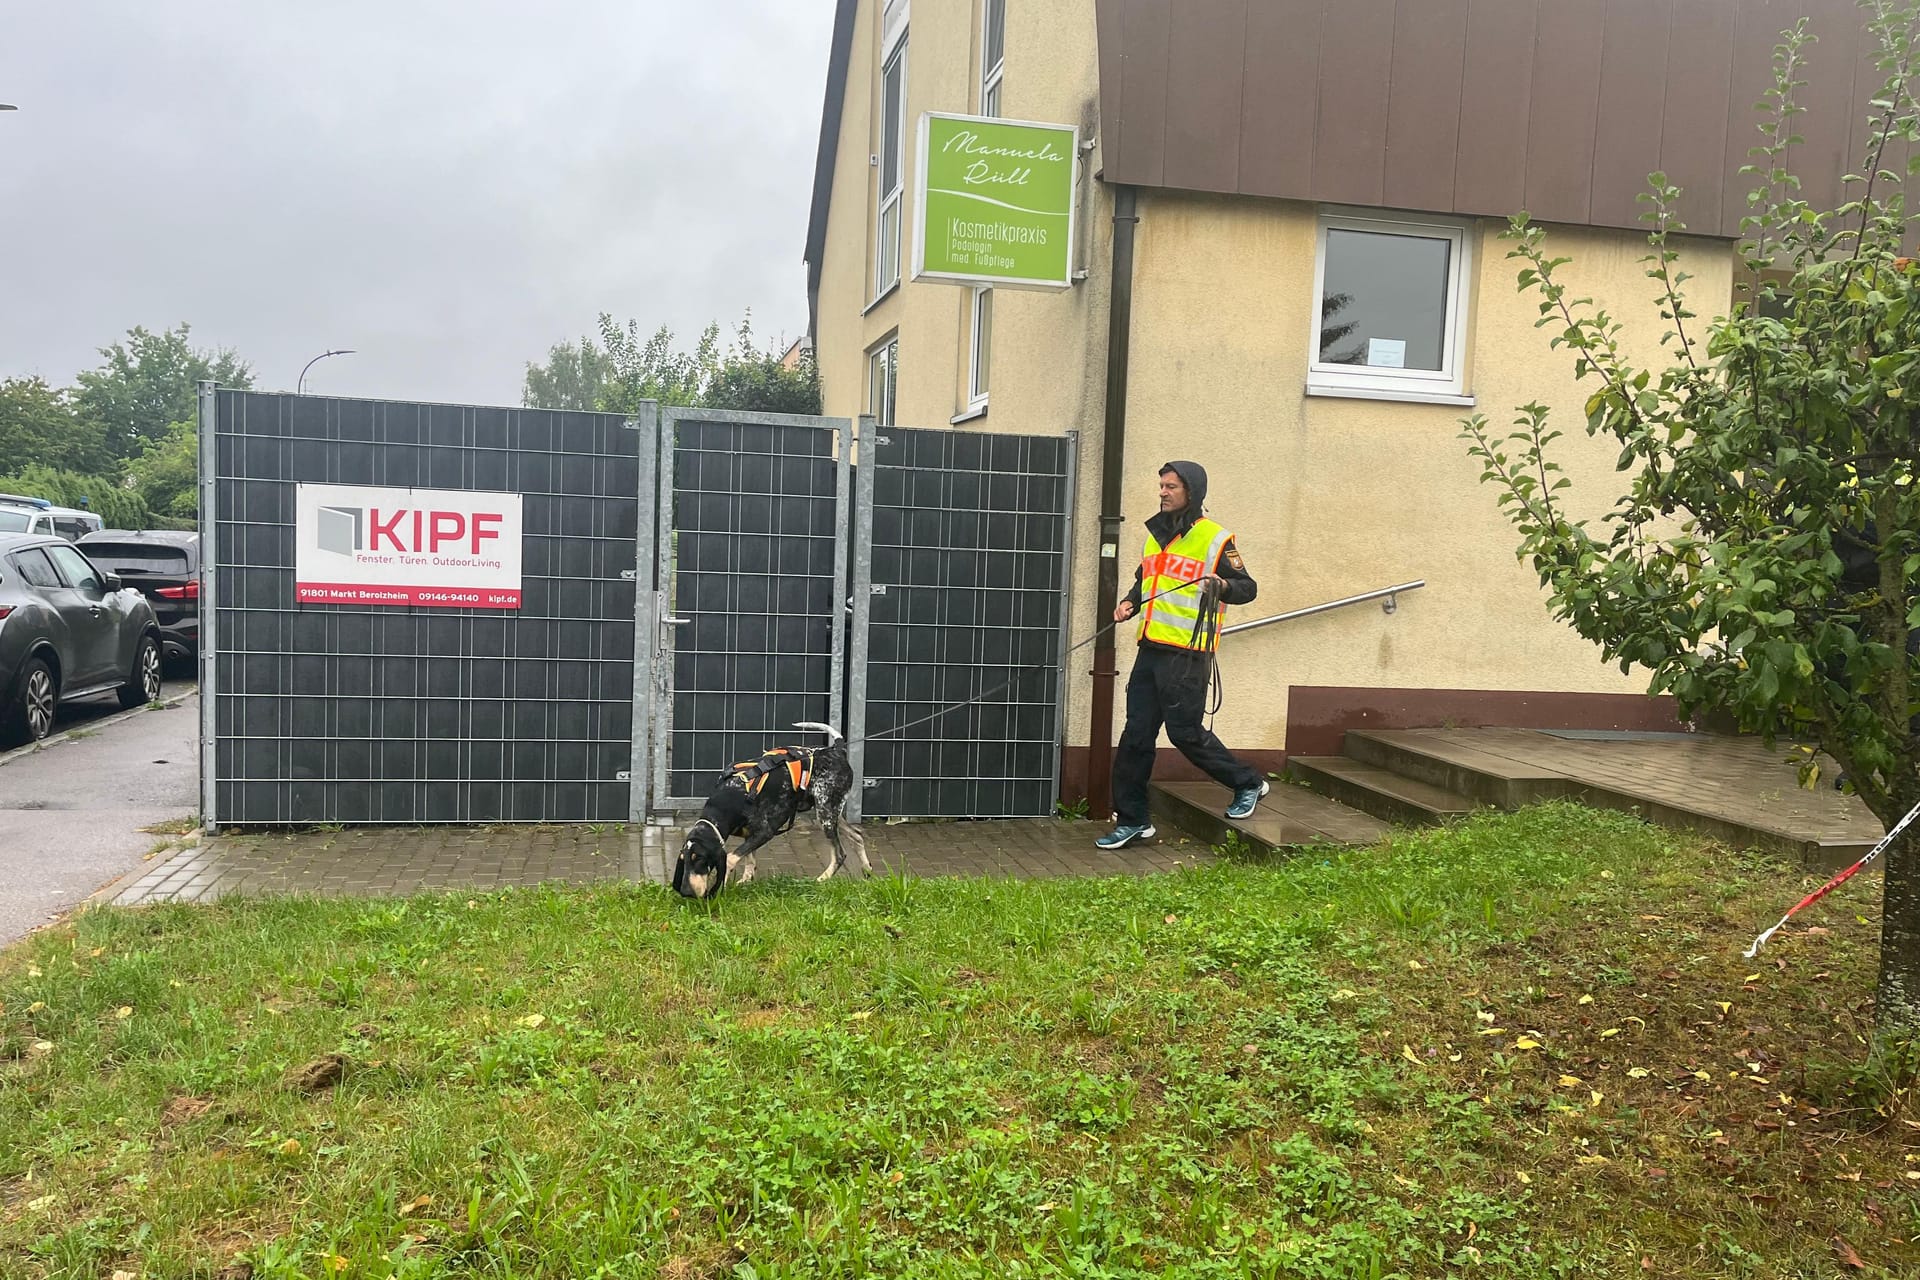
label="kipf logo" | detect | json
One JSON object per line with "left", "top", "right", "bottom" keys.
{"left": 314, "top": 503, "right": 504, "bottom": 558}
{"left": 294, "top": 483, "right": 523, "bottom": 611}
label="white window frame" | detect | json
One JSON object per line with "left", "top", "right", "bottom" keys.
{"left": 874, "top": 6, "right": 910, "bottom": 301}
{"left": 980, "top": 0, "right": 1005, "bottom": 117}
{"left": 1306, "top": 211, "right": 1474, "bottom": 407}
{"left": 967, "top": 286, "right": 992, "bottom": 410}
{"left": 868, "top": 336, "right": 899, "bottom": 427}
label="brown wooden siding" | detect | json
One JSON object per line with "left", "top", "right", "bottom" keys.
{"left": 1094, "top": 0, "right": 1889, "bottom": 236}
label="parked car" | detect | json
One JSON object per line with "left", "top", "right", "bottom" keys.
{"left": 0, "top": 495, "right": 106, "bottom": 541}
{"left": 77, "top": 530, "right": 200, "bottom": 666}
{"left": 0, "top": 532, "right": 163, "bottom": 746}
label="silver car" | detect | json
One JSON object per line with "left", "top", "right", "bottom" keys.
{"left": 0, "top": 532, "right": 163, "bottom": 746}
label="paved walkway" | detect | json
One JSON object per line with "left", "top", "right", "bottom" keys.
{"left": 109, "top": 816, "right": 1218, "bottom": 905}
{"left": 102, "top": 728, "right": 1895, "bottom": 909}
{"left": 1394, "top": 728, "right": 1885, "bottom": 861}
{"left": 1, "top": 689, "right": 197, "bottom": 945}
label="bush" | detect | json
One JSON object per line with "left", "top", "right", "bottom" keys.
{"left": 0, "top": 465, "right": 153, "bottom": 531}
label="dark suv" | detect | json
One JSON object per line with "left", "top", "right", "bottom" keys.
{"left": 78, "top": 530, "right": 200, "bottom": 667}
{"left": 0, "top": 533, "right": 163, "bottom": 746}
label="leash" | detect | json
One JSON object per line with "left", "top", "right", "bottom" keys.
{"left": 830, "top": 579, "right": 1203, "bottom": 753}
{"left": 1744, "top": 794, "right": 1920, "bottom": 957}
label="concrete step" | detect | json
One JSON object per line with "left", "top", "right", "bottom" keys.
{"left": 1342, "top": 729, "right": 1576, "bottom": 808}
{"left": 1286, "top": 756, "right": 1479, "bottom": 827}
{"left": 1149, "top": 778, "right": 1390, "bottom": 853}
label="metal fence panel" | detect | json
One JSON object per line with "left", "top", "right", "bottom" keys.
{"left": 202, "top": 390, "right": 644, "bottom": 828}
{"left": 652, "top": 409, "right": 851, "bottom": 809}
{"left": 849, "top": 427, "right": 1076, "bottom": 819}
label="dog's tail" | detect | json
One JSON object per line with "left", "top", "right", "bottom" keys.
{"left": 792, "top": 721, "right": 843, "bottom": 744}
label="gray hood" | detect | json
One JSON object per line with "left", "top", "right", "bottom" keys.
{"left": 1147, "top": 460, "right": 1209, "bottom": 542}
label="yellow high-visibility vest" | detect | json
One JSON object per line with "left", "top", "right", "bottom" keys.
{"left": 1137, "top": 518, "right": 1233, "bottom": 651}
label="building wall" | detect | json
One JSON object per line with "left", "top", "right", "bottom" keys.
{"left": 1116, "top": 192, "right": 1734, "bottom": 753}
{"left": 811, "top": 0, "right": 1736, "bottom": 777}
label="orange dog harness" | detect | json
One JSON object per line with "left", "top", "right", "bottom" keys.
{"left": 728, "top": 746, "right": 814, "bottom": 798}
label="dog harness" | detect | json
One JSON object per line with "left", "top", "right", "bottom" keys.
{"left": 727, "top": 746, "right": 814, "bottom": 798}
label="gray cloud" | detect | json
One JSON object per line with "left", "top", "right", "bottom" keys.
{"left": 0, "top": 2, "right": 829, "bottom": 403}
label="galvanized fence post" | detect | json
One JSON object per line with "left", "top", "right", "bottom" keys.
{"left": 196, "top": 380, "right": 218, "bottom": 833}
{"left": 846, "top": 415, "right": 878, "bottom": 824}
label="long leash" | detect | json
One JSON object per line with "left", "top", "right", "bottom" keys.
{"left": 1744, "top": 794, "right": 1920, "bottom": 957}
{"left": 835, "top": 579, "right": 1203, "bottom": 752}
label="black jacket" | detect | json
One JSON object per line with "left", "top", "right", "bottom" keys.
{"left": 1123, "top": 460, "right": 1258, "bottom": 625}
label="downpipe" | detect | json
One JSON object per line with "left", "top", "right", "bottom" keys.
{"left": 1087, "top": 185, "right": 1139, "bottom": 821}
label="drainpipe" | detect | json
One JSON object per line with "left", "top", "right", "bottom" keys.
{"left": 1087, "top": 185, "right": 1138, "bottom": 821}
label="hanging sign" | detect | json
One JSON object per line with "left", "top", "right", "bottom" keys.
{"left": 293, "top": 483, "right": 523, "bottom": 609}
{"left": 913, "top": 112, "right": 1078, "bottom": 290}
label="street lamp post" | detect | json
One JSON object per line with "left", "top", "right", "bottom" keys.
{"left": 297, "top": 349, "right": 355, "bottom": 395}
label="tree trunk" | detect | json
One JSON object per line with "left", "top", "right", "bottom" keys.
{"left": 1877, "top": 824, "right": 1920, "bottom": 1041}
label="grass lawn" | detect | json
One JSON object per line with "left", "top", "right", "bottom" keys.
{"left": 3, "top": 804, "right": 1918, "bottom": 1279}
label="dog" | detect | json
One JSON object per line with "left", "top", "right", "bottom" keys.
{"left": 670, "top": 721, "right": 872, "bottom": 899}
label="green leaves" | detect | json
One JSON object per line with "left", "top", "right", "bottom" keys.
{"left": 1466, "top": 8, "right": 1920, "bottom": 834}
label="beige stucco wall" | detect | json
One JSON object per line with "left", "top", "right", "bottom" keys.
{"left": 1118, "top": 194, "right": 1734, "bottom": 751}
{"left": 810, "top": 0, "right": 1736, "bottom": 761}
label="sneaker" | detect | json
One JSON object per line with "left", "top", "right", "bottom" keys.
{"left": 1095, "top": 823, "right": 1156, "bottom": 851}
{"left": 1226, "top": 780, "right": 1270, "bottom": 820}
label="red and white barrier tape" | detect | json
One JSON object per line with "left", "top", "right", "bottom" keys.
{"left": 1745, "top": 795, "right": 1920, "bottom": 958}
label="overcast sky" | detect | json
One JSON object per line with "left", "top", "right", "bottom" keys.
{"left": 0, "top": 2, "right": 831, "bottom": 404}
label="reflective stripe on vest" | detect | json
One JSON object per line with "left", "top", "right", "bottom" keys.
{"left": 1138, "top": 519, "right": 1232, "bottom": 651}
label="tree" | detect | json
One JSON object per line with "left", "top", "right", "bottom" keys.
{"left": 521, "top": 337, "right": 613, "bottom": 411}
{"left": 1462, "top": 0, "right": 1920, "bottom": 1039}
{"left": 75, "top": 323, "right": 252, "bottom": 461}
{"left": 703, "top": 318, "right": 822, "bottom": 416}
{"left": 126, "top": 419, "right": 201, "bottom": 521}
{"left": 595, "top": 314, "right": 722, "bottom": 414}
{"left": 0, "top": 376, "right": 110, "bottom": 474}
{"left": 521, "top": 312, "right": 820, "bottom": 416}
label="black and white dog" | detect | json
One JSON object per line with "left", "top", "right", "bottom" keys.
{"left": 670, "top": 721, "right": 872, "bottom": 899}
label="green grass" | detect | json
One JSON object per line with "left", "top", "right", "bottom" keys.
{"left": 2, "top": 804, "right": 1916, "bottom": 1279}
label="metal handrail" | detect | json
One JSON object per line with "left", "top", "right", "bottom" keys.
{"left": 1220, "top": 580, "right": 1426, "bottom": 636}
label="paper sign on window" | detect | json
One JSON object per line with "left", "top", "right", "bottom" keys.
{"left": 1367, "top": 338, "right": 1408, "bottom": 369}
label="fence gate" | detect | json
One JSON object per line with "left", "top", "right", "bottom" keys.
{"left": 198, "top": 390, "right": 649, "bottom": 829}
{"left": 200, "top": 391, "right": 1071, "bottom": 829}
{"left": 645, "top": 408, "right": 851, "bottom": 812}
{"left": 848, "top": 427, "right": 1077, "bottom": 820}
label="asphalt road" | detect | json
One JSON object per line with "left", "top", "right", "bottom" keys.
{"left": 0, "top": 681, "right": 197, "bottom": 946}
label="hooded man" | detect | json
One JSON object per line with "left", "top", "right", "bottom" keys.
{"left": 1097, "top": 460, "right": 1267, "bottom": 850}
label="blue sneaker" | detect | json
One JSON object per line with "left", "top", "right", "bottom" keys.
{"left": 1226, "top": 780, "right": 1270, "bottom": 820}
{"left": 1096, "top": 823, "right": 1155, "bottom": 851}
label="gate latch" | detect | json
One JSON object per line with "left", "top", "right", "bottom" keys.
{"left": 615, "top": 770, "right": 633, "bottom": 782}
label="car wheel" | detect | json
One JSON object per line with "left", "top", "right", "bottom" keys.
{"left": 118, "top": 636, "right": 162, "bottom": 709}
{"left": 1, "top": 657, "right": 58, "bottom": 747}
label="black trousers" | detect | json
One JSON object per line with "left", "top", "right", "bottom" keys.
{"left": 1112, "top": 643, "right": 1261, "bottom": 826}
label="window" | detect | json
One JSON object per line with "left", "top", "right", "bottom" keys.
{"left": 868, "top": 337, "right": 899, "bottom": 427}
{"left": 1735, "top": 267, "right": 1795, "bottom": 322}
{"left": 46, "top": 543, "right": 104, "bottom": 596}
{"left": 53, "top": 516, "right": 96, "bottom": 542}
{"left": 981, "top": 0, "right": 1005, "bottom": 116}
{"left": 968, "top": 287, "right": 993, "bottom": 408}
{"left": 0, "top": 509, "right": 29, "bottom": 533}
{"left": 1308, "top": 212, "right": 1472, "bottom": 404}
{"left": 10, "top": 548, "right": 60, "bottom": 589}
{"left": 875, "top": 5, "right": 909, "bottom": 299}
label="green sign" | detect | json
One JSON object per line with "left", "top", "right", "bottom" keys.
{"left": 914, "top": 112, "right": 1078, "bottom": 290}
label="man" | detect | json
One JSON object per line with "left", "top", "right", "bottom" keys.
{"left": 1097, "top": 461, "right": 1267, "bottom": 850}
